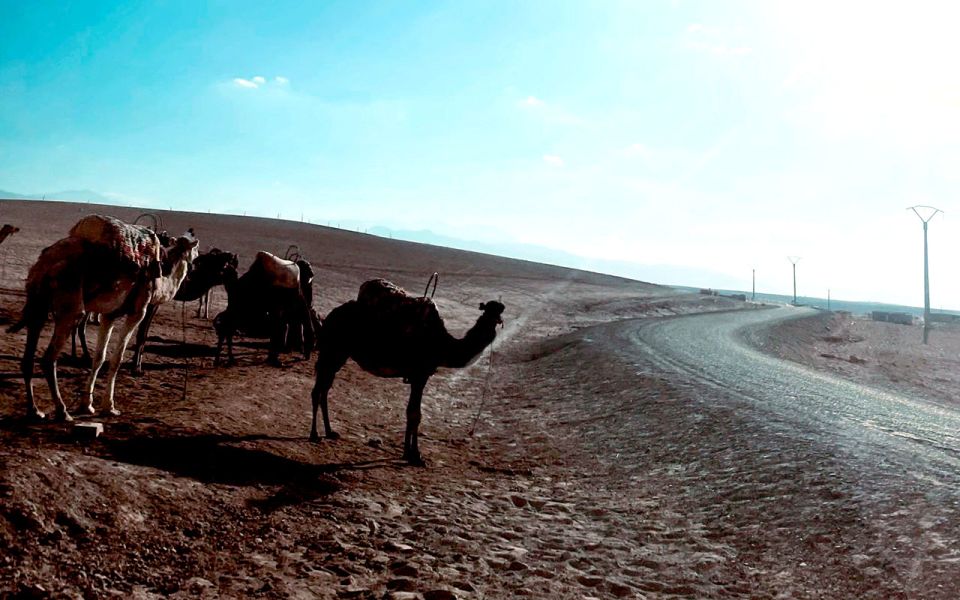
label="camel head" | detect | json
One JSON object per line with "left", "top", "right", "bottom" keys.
{"left": 193, "top": 248, "right": 239, "bottom": 283}
{"left": 295, "top": 259, "right": 314, "bottom": 285}
{"left": 1, "top": 224, "right": 20, "bottom": 236}
{"left": 479, "top": 300, "right": 505, "bottom": 327}
{"left": 168, "top": 231, "right": 200, "bottom": 266}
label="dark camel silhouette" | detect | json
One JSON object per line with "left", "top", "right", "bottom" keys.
{"left": 310, "top": 279, "right": 505, "bottom": 465}
{"left": 0, "top": 224, "right": 20, "bottom": 245}
{"left": 213, "top": 258, "right": 314, "bottom": 367}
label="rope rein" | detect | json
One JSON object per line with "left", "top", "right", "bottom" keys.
{"left": 180, "top": 300, "right": 189, "bottom": 402}
{"left": 469, "top": 336, "right": 496, "bottom": 437}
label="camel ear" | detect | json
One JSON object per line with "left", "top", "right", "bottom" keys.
{"left": 479, "top": 302, "right": 486, "bottom": 311}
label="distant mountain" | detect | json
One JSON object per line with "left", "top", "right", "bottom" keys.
{"left": 0, "top": 189, "right": 114, "bottom": 204}
{"left": 367, "top": 226, "right": 739, "bottom": 288}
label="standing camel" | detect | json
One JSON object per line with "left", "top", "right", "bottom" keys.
{"left": 7, "top": 215, "right": 198, "bottom": 420}
{"left": 0, "top": 224, "right": 20, "bottom": 245}
{"left": 310, "top": 279, "right": 505, "bottom": 465}
{"left": 129, "top": 247, "right": 238, "bottom": 373}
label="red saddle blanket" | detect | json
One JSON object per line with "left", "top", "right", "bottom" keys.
{"left": 68, "top": 215, "right": 161, "bottom": 271}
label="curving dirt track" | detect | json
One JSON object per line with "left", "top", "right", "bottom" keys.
{"left": 3, "top": 199, "right": 957, "bottom": 599}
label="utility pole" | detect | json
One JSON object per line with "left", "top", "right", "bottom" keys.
{"left": 827, "top": 289, "right": 831, "bottom": 311}
{"left": 787, "top": 256, "right": 801, "bottom": 305}
{"left": 752, "top": 269, "right": 756, "bottom": 301}
{"left": 908, "top": 205, "right": 942, "bottom": 344}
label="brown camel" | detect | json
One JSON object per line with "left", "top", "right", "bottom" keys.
{"left": 7, "top": 215, "right": 198, "bottom": 420}
{"left": 0, "top": 224, "right": 20, "bottom": 245}
{"left": 310, "top": 279, "right": 505, "bottom": 465}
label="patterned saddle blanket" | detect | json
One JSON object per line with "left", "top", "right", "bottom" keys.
{"left": 69, "top": 215, "right": 161, "bottom": 271}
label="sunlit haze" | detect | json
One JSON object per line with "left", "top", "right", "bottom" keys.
{"left": 3, "top": 1, "right": 960, "bottom": 308}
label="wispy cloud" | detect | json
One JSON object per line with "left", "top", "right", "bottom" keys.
{"left": 543, "top": 154, "right": 565, "bottom": 167}
{"left": 517, "top": 95, "right": 585, "bottom": 126}
{"left": 231, "top": 75, "right": 290, "bottom": 90}
{"left": 520, "top": 95, "right": 545, "bottom": 108}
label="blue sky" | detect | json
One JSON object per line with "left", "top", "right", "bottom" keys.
{"left": 3, "top": 1, "right": 960, "bottom": 307}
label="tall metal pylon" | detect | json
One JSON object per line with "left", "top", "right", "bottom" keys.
{"left": 908, "top": 205, "right": 942, "bottom": 344}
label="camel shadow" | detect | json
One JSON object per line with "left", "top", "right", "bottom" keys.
{"left": 101, "top": 433, "right": 396, "bottom": 511}
{"left": 141, "top": 340, "right": 217, "bottom": 359}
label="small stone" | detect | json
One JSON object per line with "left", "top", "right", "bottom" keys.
{"left": 507, "top": 561, "right": 529, "bottom": 572}
{"left": 424, "top": 590, "right": 457, "bottom": 600}
{"left": 386, "top": 578, "right": 416, "bottom": 592}
{"left": 384, "top": 541, "right": 415, "bottom": 553}
{"left": 184, "top": 577, "right": 215, "bottom": 590}
{"left": 73, "top": 422, "right": 103, "bottom": 440}
{"left": 367, "top": 437, "right": 383, "bottom": 448}
{"left": 383, "top": 593, "right": 421, "bottom": 600}
{"left": 607, "top": 581, "right": 634, "bottom": 598}
{"left": 510, "top": 495, "right": 527, "bottom": 508}
{"left": 391, "top": 564, "right": 419, "bottom": 578}
{"left": 452, "top": 581, "right": 475, "bottom": 592}
{"left": 577, "top": 575, "right": 604, "bottom": 587}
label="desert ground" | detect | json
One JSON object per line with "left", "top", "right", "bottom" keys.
{"left": 2, "top": 199, "right": 959, "bottom": 599}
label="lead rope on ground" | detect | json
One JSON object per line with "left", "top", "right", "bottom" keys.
{"left": 180, "top": 301, "right": 189, "bottom": 402}
{"left": 469, "top": 337, "right": 496, "bottom": 437}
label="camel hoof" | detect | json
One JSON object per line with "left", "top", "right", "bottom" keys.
{"left": 267, "top": 358, "right": 283, "bottom": 368}
{"left": 54, "top": 409, "right": 74, "bottom": 422}
{"left": 103, "top": 408, "right": 121, "bottom": 417}
{"left": 404, "top": 453, "right": 426, "bottom": 467}
{"left": 327, "top": 431, "right": 340, "bottom": 440}
{"left": 26, "top": 409, "right": 46, "bottom": 421}
{"left": 80, "top": 404, "right": 96, "bottom": 416}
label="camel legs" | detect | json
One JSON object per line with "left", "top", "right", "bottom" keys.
{"left": 99, "top": 312, "right": 146, "bottom": 415}
{"left": 20, "top": 318, "right": 45, "bottom": 420}
{"left": 310, "top": 353, "right": 347, "bottom": 442}
{"left": 40, "top": 316, "right": 76, "bottom": 421}
{"left": 403, "top": 376, "right": 428, "bottom": 466}
{"left": 82, "top": 317, "right": 116, "bottom": 414}
{"left": 131, "top": 304, "right": 159, "bottom": 374}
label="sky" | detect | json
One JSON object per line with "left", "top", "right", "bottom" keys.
{"left": 3, "top": 1, "right": 960, "bottom": 308}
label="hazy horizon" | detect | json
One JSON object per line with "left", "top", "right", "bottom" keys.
{"left": 4, "top": 2, "right": 960, "bottom": 308}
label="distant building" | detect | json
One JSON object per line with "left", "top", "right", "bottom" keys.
{"left": 928, "top": 312, "right": 960, "bottom": 324}
{"left": 871, "top": 311, "right": 914, "bottom": 325}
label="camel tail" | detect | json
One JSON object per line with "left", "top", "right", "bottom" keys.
{"left": 7, "top": 288, "right": 48, "bottom": 334}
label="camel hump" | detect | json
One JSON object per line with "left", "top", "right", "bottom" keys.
{"left": 250, "top": 251, "right": 300, "bottom": 289}
{"left": 68, "top": 214, "right": 161, "bottom": 270}
{"left": 357, "top": 279, "right": 440, "bottom": 329}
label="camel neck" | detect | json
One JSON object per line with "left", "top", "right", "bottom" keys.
{"left": 153, "top": 257, "right": 191, "bottom": 304}
{"left": 441, "top": 314, "right": 499, "bottom": 368}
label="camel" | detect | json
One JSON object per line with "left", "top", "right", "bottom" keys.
{"left": 0, "top": 224, "right": 20, "bottom": 245}
{"left": 7, "top": 215, "right": 198, "bottom": 420}
{"left": 213, "top": 254, "right": 314, "bottom": 366}
{"left": 309, "top": 279, "right": 505, "bottom": 465}
{"left": 129, "top": 247, "right": 238, "bottom": 373}
{"left": 185, "top": 248, "right": 239, "bottom": 319}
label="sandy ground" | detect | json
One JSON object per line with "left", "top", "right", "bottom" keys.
{"left": 1, "top": 200, "right": 754, "bottom": 599}
{"left": 755, "top": 310, "right": 960, "bottom": 411}
{"left": 5, "top": 200, "right": 954, "bottom": 599}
